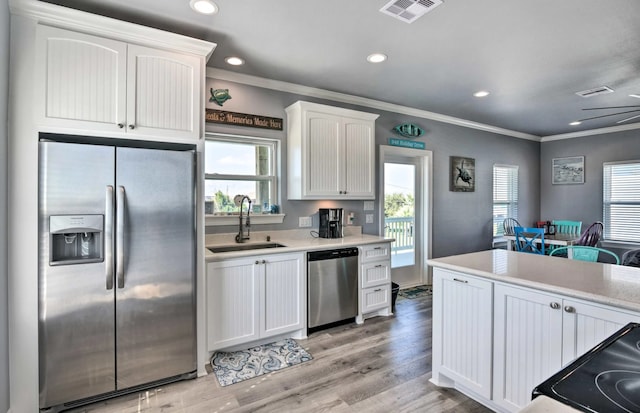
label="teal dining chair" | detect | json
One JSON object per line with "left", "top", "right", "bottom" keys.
{"left": 514, "top": 227, "right": 545, "bottom": 255}
{"left": 549, "top": 246, "right": 620, "bottom": 264}
{"left": 552, "top": 220, "right": 582, "bottom": 236}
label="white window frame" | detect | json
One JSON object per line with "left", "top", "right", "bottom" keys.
{"left": 493, "top": 164, "right": 519, "bottom": 237}
{"left": 204, "top": 133, "right": 284, "bottom": 226}
{"left": 603, "top": 160, "right": 640, "bottom": 243}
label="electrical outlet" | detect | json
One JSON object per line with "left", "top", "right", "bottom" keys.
{"left": 365, "top": 214, "right": 374, "bottom": 224}
{"left": 363, "top": 201, "right": 374, "bottom": 211}
{"left": 299, "top": 216, "right": 312, "bottom": 227}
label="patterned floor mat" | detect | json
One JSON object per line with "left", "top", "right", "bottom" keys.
{"left": 398, "top": 285, "right": 433, "bottom": 300}
{"left": 210, "top": 338, "right": 313, "bottom": 387}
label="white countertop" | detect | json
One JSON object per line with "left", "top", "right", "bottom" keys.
{"left": 205, "top": 228, "right": 393, "bottom": 261}
{"left": 428, "top": 249, "right": 640, "bottom": 313}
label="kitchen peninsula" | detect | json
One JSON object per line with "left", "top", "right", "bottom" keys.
{"left": 428, "top": 249, "right": 640, "bottom": 413}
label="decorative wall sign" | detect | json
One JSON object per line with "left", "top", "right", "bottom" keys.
{"left": 450, "top": 156, "right": 475, "bottom": 192}
{"left": 552, "top": 156, "right": 584, "bottom": 184}
{"left": 209, "top": 88, "right": 232, "bottom": 106}
{"left": 205, "top": 109, "right": 283, "bottom": 130}
{"left": 388, "top": 137, "right": 425, "bottom": 149}
{"left": 393, "top": 123, "right": 424, "bottom": 138}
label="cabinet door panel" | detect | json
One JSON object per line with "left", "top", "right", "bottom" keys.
{"left": 38, "top": 25, "right": 126, "bottom": 131}
{"left": 207, "top": 260, "right": 259, "bottom": 351}
{"left": 562, "top": 299, "right": 640, "bottom": 366}
{"left": 493, "top": 284, "right": 563, "bottom": 412}
{"left": 343, "top": 119, "right": 374, "bottom": 198}
{"left": 433, "top": 270, "right": 492, "bottom": 399}
{"left": 263, "top": 254, "right": 304, "bottom": 336}
{"left": 305, "top": 112, "right": 341, "bottom": 196}
{"left": 127, "top": 45, "right": 200, "bottom": 140}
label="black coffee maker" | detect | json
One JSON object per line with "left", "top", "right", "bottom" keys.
{"left": 319, "top": 208, "right": 343, "bottom": 238}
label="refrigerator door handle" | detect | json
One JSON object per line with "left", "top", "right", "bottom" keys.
{"left": 105, "top": 185, "right": 114, "bottom": 290}
{"left": 116, "top": 186, "right": 126, "bottom": 289}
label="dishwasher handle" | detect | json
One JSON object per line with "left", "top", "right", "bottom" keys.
{"left": 308, "top": 247, "right": 359, "bottom": 261}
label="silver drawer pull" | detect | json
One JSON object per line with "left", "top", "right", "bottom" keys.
{"left": 453, "top": 278, "right": 468, "bottom": 283}
{"left": 374, "top": 247, "right": 382, "bottom": 250}
{"left": 564, "top": 306, "right": 575, "bottom": 313}
{"left": 374, "top": 288, "right": 382, "bottom": 292}
{"left": 550, "top": 302, "right": 561, "bottom": 310}
{"left": 375, "top": 264, "right": 383, "bottom": 268}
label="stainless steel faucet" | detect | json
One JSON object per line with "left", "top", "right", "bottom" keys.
{"left": 235, "top": 195, "right": 251, "bottom": 243}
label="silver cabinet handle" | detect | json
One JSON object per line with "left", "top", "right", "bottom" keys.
{"left": 128, "top": 124, "right": 135, "bottom": 130}
{"left": 117, "top": 123, "right": 125, "bottom": 129}
{"left": 550, "top": 302, "right": 561, "bottom": 309}
{"left": 262, "top": 260, "right": 266, "bottom": 264}
{"left": 374, "top": 247, "right": 382, "bottom": 250}
{"left": 453, "top": 278, "right": 468, "bottom": 283}
{"left": 255, "top": 260, "right": 259, "bottom": 265}
{"left": 374, "top": 288, "right": 382, "bottom": 292}
{"left": 105, "top": 185, "right": 114, "bottom": 290}
{"left": 375, "top": 264, "right": 383, "bottom": 268}
{"left": 564, "top": 306, "right": 576, "bottom": 313}
{"left": 116, "top": 186, "right": 126, "bottom": 289}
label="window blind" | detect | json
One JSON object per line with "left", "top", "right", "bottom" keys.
{"left": 493, "top": 164, "right": 519, "bottom": 236}
{"left": 603, "top": 161, "right": 640, "bottom": 243}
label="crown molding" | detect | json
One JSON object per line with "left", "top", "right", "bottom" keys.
{"left": 207, "top": 68, "right": 541, "bottom": 142}
{"left": 9, "top": 0, "right": 216, "bottom": 59}
{"left": 541, "top": 122, "right": 640, "bottom": 142}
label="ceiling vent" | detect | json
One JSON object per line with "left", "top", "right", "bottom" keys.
{"left": 575, "top": 86, "right": 614, "bottom": 98}
{"left": 379, "top": 0, "right": 443, "bottom": 23}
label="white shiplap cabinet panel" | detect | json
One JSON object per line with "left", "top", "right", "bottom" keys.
{"left": 286, "top": 101, "right": 379, "bottom": 199}
{"left": 206, "top": 259, "right": 259, "bottom": 350}
{"left": 493, "top": 284, "right": 563, "bottom": 412}
{"left": 127, "top": 45, "right": 200, "bottom": 140}
{"left": 207, "top": 252, "right": 305, "bottom": 352}
{"left": 262, "top": 253, "right": 305, "bottom": 336}
{"left": 37, "top": 25, "right": 201, "bottom": 141}
{"left": 432, "top": 269, "right": 493, "bottom": 399}
{"left": 38, "top": 25, "right": 127, "bottom": 132}
{"left": 361, "top": 262, "right": 390, "bottom": 289}
{"left": 561, "top": 299, "right": 640, "bottom": 366}
{"left": 361, "top": 284, "right": 391, "bottom": 313}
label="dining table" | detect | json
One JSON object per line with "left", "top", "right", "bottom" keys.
{"left": 503, "top": 233, "right": 580, "bottom": 258}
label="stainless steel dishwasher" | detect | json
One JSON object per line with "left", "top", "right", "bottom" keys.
{"left": 307, "top": 247, "right": 359, "bottom": 330}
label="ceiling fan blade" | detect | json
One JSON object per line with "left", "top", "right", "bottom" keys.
{"left": 582, "top": 106, "right": 640, "bottom": 111}
{"left": 578, "top": 109, "right": 640, "bottom": 122}
{"left": 616, "top": 114, "right": 640, "bottom": 124}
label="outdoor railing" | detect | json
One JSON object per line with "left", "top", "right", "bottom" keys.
{"left": 384, "top": 216, "right": 414, "bottom": 252}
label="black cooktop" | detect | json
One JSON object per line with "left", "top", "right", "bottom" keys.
{"left": 533, "top": 323, "right": 640, "bottom": 413}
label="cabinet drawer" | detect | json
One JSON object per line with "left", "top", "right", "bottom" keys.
{"left": 360, "top": 243, "right": 391, "bottom": 263}
{"left": 361, "top": 284, "right": 391, "bottom": 314}
{"left": 361, "top": 261, "right": 390, "bottom": 288}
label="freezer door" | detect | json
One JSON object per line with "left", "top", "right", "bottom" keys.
{"left": 38, "top": 141, "right": 116, "bottom": 408}
{"left": 115, "top": 147, "right": 196, "bottom": 389}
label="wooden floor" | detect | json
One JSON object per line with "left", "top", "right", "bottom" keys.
{"left": 68, "top": 295, "right": 491, "bottom": 413}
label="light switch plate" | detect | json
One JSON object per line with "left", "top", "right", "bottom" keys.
{"left": 299, "top": 216, "right": 312, "bottom": 227}
{"left": 363, "top": 201, "right": 374, "bottom": 211}
{"left": 365, "top": 214, "right": 374, "bottom": 224}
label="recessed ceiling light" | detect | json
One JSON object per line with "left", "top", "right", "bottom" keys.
{"left": 473, "top": 90, "right": 490, "bottom": 98}
{"left": 225, "top": 56, "right": 244, "bottom": 66}
{"left": 569, "top": 121, "right": 582, "bottom": 126}
{"left": 190, "top": 0, "right": 218, "bottom": 15}
{"left": 366, "top": 53, "right": 387, "bottom": 63}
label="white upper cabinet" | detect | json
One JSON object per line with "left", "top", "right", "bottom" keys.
{"left": 286, "top": 101, "right": 379, "bottom": 199}
{"left": 37, "top": 25, "right": 202, "bottom": 141}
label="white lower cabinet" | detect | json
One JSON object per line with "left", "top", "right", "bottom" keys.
{"left": 432, "top": 268, "right": 640, "bottom": 413}
{"left": 357, "top": 243, "right": 392, "bottom": 323}
{"left": 206, "top": 252, "right": 305, "bottom": 352}
{"left": 432, "top": 269, "right": 493, "bottom": 399}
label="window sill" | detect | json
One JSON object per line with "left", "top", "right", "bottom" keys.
{"left": 205, "top": 213, "right": 286, "bottom": 227}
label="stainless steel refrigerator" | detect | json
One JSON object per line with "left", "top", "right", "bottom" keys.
{"left": 38, "top": 137, "right": 197, "bottom": 410}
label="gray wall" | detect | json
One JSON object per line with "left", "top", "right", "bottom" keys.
{"left": 205, "top": 78, "right": 541, "bottom": 258}
{"left": 541, "top": 129, "right": 640, "bottom": 256}
{"left": 1, "top": 0, "right": 9, "bottom": 410}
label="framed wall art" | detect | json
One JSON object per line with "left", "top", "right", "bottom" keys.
{"left": 552, "top": 156, "right": 584, "bottom": 185}
{"left": 450, "top": 156, "right": 475, "bottom": 192}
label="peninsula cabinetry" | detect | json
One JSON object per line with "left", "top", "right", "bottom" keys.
{"left": 286, "top": 101, "right": 379, "bottom": 200}
{"left": 206, "top": 252, "right": 305, "bottom": 351}
{"left": 431, "top": 263, "right": 640, "bottom": 413}
{"left": 493, "top": 283, "right": 640, "bottom": 412}
{"left": 357, "top": 242, "right": 392, "bottom": 322}
{"left": 432, "top": 269, "right": 492, "bottom": 399}
{"left": 37, "top": 25, "right": 202, "bottom": 141}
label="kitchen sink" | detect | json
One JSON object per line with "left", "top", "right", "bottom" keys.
{"left": 207, "top": 243, "right": 287, "bottom": 253}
